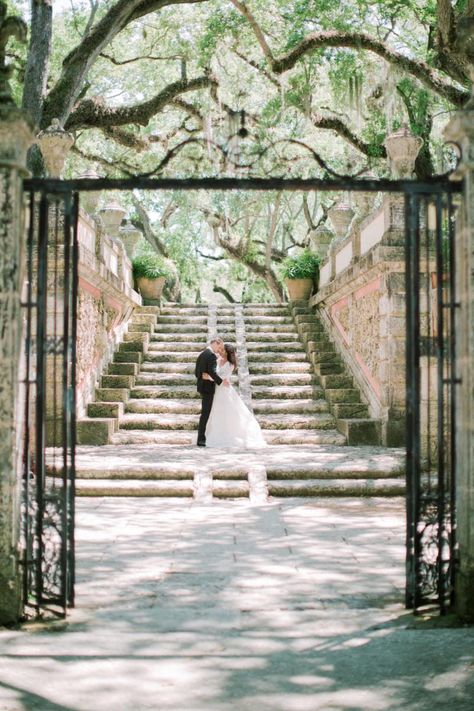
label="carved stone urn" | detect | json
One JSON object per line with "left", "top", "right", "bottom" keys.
{"left": 309, "top": 224, "right": 334, "bottom": 260}
{"left": 78, "top": 168, "right": 100, "bottom": 214}
{"left": 119, "top": 221, "right": 142, "bottom": 259}
{"left": 384, "top": 124, "right": 423, "bottom": 178}
{"left": 36, "top": 118, "right": 74, "bottom": 178}
{"left": 98, "top": 199, "right": 127, "bottom": 238}
{"left": 328, "top": 198, "right": 354, "bottom": 239}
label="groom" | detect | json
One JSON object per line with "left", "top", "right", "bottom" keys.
{"left": 195, "top": 336, "right": 230, "bottom": 447}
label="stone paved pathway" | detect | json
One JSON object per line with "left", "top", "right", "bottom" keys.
{"left": 1, "top": 497, "right": 473, "bottom": 711}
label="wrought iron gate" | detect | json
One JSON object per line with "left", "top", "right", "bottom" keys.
{"left": 404, "top": 190, "right": 460, "bottom": 613}
{"left": 21, "top": 174, "right": 461, "bottom": 618}
{"left": 20, "top": 189, "right": 79, "bottom": 618}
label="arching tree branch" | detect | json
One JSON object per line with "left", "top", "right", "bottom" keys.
{"left": 230, "top": 1, "right": 469, "bottom": 106}
{"left": 312, "top": 114, "right": 387, "bottom": 158}
{"left": 41, "top": 0, "right": 208, "bottom": 127}
{"left": 66, "top": 75, "right": 214, "bottom": 129}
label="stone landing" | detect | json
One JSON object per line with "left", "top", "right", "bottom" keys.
{"left": 69, "top": 444, "right": 405, "bottom": 500}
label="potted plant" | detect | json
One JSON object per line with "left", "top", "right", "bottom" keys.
{"left": 280, "top": 250, "right": 321, "bottom": 301}
{"left": 132, "top": 253, "right": 170, "bottom": 300}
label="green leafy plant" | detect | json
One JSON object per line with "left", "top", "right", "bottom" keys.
{"left": 279, "top": 250, "right": 321, "bottom": 280}
{"left": 132, "top": 253, "right": 170, "bottom": 280}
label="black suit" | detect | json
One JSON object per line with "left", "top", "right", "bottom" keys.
{"left": 195, "top": 348, "right": 223, "bottom": 445}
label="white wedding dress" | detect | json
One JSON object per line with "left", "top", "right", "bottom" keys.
{"left": 205, "top": 361, "right": 267, "bottom": 448}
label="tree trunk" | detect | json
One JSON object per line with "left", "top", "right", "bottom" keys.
{"left": 22, "top": 0, "right": 53, "bottom": 128}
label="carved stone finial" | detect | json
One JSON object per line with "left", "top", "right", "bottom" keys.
{"left": 119, "top": 221, "right": 142, "bottom": 259}
{"left": 0, "top": 1, "right": 27, "bottom": 106}
{"left": 384, "top": 123, "right": 423, "bottom": 179}
{"left": 328, "top": 197, "right": 354, "bottom": 239}
{"left": 98, "top": 199, "right": 127, "bottom": 237}
{"left": 309, "top": 223, "right": 334, "bottom": 260}
{"left": 36, "top": 118, "right": 74, "bottom": 177}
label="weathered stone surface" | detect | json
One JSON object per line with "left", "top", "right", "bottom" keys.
{"left": 77, "top": 418, "right": 116, "bottom": 445}
{"left": 337, "top": 418, "right": 382, "bottom": 446}
{"left": 95, "top": 388, "right": 129, "bottom": 403}
{"left": 108, "top": 363, "right": 139, "bottom": 376}
{"left": 101, "top": 374, "right": 135, "bottom": 389}
{"left": 87, "top": 402, "right": 124, "bottom": 419}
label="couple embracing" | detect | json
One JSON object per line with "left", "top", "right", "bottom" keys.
{"left": 194, "top": 336, "right": 266, "bottom": 449}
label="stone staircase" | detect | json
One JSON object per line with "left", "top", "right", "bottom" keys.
{"left": 74, "top": 302, "right": 405, "bottom": 499}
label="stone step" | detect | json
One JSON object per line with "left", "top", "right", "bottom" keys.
{"left": 319, "top": 373, "right": 354, "bottom": 389}
{"left": 246, "top": 333, "right": 299, "bottom": 342}
{"left": 249, "top": 374, "right": 318, "bottom": 387}
{"left": 74, "top": 465, "right": 195, "bottom": 480}
{"left": 243, "top": 316, "right": 293, "bottom": 324}
{"left": 262, "top": 429, "right": 346, "bottom": 445}
{"left": 249, "top": 363, "right": 311, "bottom": 375}
{"left": 252, "top": 398, "right": 328, "bottom": 414}
{"left": 111, "top": 430, "right": 196, "bottom": 445}
{"left": 244, "top": 324, "right": 296, "bottom": 333}
{"left": 150, "top": 334, "right": 208, "bottom": 343}
{"left": 140, "top": 362, "right": 196, "bottom": 374}
{"left": 154, "top": 324, "right": 209, "bottom": 334}
{"left": 331, "top": 402, "right": 369, "bottom": 419}
{"left": 108, "top": 363, "right": 139, "bottom": 376}
{"left": 256, "top": 413, "right": 335, "bottom": 430}
{"left": 129, "top": 322, "right": 154, "bottom": 333}
{"left": 148, "top": 341, "right": 205, "bottom": 351}
{"left": 113, "top": 352, "right": 143, "bottom": 365}
{"left": 95, "top": 388, "right": 129, "bottom": 403}
{"left": 130, "top": 386, "right": 199, "bottom": 399}
{"left": 246, "top": 341, "right": 301, "bottom": 352}
{"left": 119, "top": 414, "right": 197, "bottom": 430}
{"left": 109, "top": 428, "right": 346, "bottom": 446}
{"left": 324, "top": 388, "right": 361, "bottom": 404}
{"left": 126, "top": 398, "right": 201, "bottom": 414}
{"left": 247, "top": 352, "right": 307, "bottom": 363}
{"left": 135, "top": 373, "right": 196, "bottom": 386}
{"left": 75, "top": 479, "right": 194, "bottom": 497}
{"left": 267, "top": 478, "right": 405, "bottom": 497}
{"left": 144, "top": 352, "right": 199, "bottom": 363}
{"left": 213, "top": 480, "right": 249, "bottom": 499}
{"left": 101, "top": 374, "right": 135, "bottom": 389}
{"left": 337, "top": 418, "right": 382, "bottom": 446}
{"left": 157, "top": 315, "right": 207, "bottom": 324}
{"left": 251, "top": 385, "right": 323, "bottom": 399}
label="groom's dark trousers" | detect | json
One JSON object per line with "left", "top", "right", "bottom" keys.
{"left": 195, "top": 348, "right": 223, "bottom": 445}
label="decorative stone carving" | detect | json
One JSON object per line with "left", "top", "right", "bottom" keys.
{"left": 36, "top": 118, "right": 74, "bottom": 178}
{"left": 309, "top": 224, "right": 333, "bottom": 260}
{"left": 0, "top": 2, "right": 27, "bottom": 106}
{"left": 98, "top": 199, "right": 127, "bottom": 238}
{"left": 79, "top": 168, "right": 100, "bottom": 214}
{"left": 384, "top": 124, "right": 423, "bottom": 178}
{"left": 119, "top": 221, "right": 142, "bottom": 259}
{"left": 328, "top": 198, "right": 354, "bottom": 239}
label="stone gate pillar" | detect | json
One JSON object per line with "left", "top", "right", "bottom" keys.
{"left": 444, "top": 101, "right": 474, "bottom": 622}
{"left": 0, "top": 105, "right": 33, "bottom": 622}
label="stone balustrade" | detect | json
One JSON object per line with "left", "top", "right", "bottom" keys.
{"left": 75, "top": 208, "right": 142, "bottom": 418}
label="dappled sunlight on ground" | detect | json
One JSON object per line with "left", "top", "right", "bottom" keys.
{"left": 0, "top": 497, "right": 473, "bottom": 711}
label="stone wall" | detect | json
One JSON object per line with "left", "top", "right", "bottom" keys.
{"left": 74, "top": 209, "right": 141, "bottom": 418}
{"left": 311, "top": 195, "right": 437, "bottom": 449}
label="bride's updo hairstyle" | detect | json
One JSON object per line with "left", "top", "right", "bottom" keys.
{"left": 224, "top": 343, "right": 237, "bottom": 371}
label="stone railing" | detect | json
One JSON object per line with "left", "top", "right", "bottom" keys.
{"left": 310, "top": 192, "right": 440, "bottom": 450}
{"left": 310, "top": 194, "right": 406, "bottom": 447}
{"left": 75, "top": 209, "right": 141, "bottom": 418}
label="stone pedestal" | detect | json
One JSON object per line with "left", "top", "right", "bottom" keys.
{"left": 0, "top": 105, "right": 33, "bottom": 624}
{"left": 444, "top": 107, "right": 474, "bottom": 622}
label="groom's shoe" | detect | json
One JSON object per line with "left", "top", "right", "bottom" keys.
{"left": 197, "top": 440, "right": 206, "bottom": 447}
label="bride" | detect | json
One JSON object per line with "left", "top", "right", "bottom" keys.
{"left": 203, "top": 343, "right": 267, "bottom": 448}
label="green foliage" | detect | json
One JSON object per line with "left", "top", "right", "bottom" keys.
{"left": 279, "top": 250, "right": 321, "bottom": 280}
{"left": 132, "top": 253, "right": 171, "bottom": 280}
